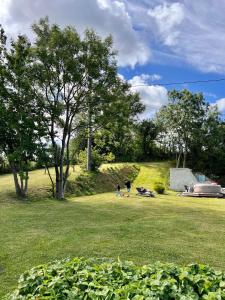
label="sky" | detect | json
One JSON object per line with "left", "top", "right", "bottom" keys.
{"left": 0, "top": 0, "right": 225, "bottom": 118}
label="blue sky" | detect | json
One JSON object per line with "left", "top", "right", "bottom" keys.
{"left": 1, "top": 0, "right": 225, "bottom": 117}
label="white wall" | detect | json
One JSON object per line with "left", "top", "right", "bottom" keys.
{"left": 170, "top": 168, "right": 198, "bottom": 191}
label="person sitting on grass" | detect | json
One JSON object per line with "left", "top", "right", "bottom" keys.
{"left": 137, "top": 187, "right": 154, "bottom": 197}
{"left": 140, "top": 187, "right": 147, "bottom": 193}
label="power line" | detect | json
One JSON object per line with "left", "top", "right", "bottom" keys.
{"left": 130, "top": 78, "right": 225, "bottom": 87}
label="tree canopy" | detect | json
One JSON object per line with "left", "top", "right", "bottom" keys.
{"left": 0, "top": 29, "right": 44, "bottom": 197}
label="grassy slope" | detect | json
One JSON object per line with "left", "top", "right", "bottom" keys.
{"left": 66, "top": 164, "right": 139, "bottom": 196}
{"left": 1, "top": 162, "right": 225, "bottom": 297}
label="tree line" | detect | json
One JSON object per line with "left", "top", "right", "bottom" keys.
{"left": 74, "top": 89, "right": 225, "bottom": 180}
{"left": 0, "top": 18, "right": 224, "bottom": 200}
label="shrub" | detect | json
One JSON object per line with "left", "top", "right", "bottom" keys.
{"left": 78, "top": 149, "right": 115, "bottom": 172}
{"left": 7, "top": 258, "right": 225, "bottom": 299}
{"left": 153, "top": 181, "right": 165, "bottom": 194}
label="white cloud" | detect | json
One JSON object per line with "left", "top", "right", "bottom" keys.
{"left": 129, "top": 74, "right": 168, "bottom": 118}
{"left": 146, "top": 0, "right": 225, "bottom": 74}
{"left": 175, "top": 1, "right": 225, "bottom": 74}
{"left": 148, "top": 74, "right": 162, "bottom": 81}
{"left": 148, "top": 2, "right": 185, "bottom": 46}
{"left": 117, "top": 73, "right": 125, "bottom": 81}
{"left": 213, "top": 98, "right": 225, "bottom": 113}
{"left": 2, "top": 0, "right": 225, "bottom": 75}
{"left": 0, "top": 0, "right": 150, "bottom": 68}
{"left": 95, "top": 0, "right": 150, "bottom": 67}
{"left": 125, "top": 0, "right": 225, "bottom": 74}
{"left": 0, "top": 0, "right": 10, "bottom": 22}
{"left": 135, "top": 73, "right": 162, "bottom": 82}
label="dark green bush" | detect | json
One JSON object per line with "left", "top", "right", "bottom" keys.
{"left": 153, "top": 181, "right": 165, "bottom": 194}
{"left": 7, "top": 258, "right": 225, "bottom": 299}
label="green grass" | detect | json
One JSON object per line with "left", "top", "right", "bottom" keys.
{"left": 1, "top": 162, "right": 225, "bottom": 297}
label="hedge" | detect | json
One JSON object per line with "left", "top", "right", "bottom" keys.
{"left": 7, "top": 258, "right": 225, "bottom": 299}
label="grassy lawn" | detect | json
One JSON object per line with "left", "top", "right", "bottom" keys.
{"left": 1, "top": 162, "right": 225, "bottom": 297}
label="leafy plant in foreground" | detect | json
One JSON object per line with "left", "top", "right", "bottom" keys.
{"left": 6, "top": 258, "right": 225, "bottom": 299}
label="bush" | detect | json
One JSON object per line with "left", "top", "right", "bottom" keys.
{"left": 78, "top": 149, "right": 115, "bottom": 172}
{"left": 7, "top": 258, "right": 225, "bottom": 299}
{"left": 153, "top": 181, "right": 165, "bottom": 194}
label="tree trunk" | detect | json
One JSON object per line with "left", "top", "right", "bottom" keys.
{"left": 20, "top": 174, "right": 24, "bottom": 192}
{"left": 87, "top": 133, "right": 92, "bottom": 171}
{"left": 183, "top": 151, "right": 187, "bottom": 168}
{"left": 55, "top": 177, "right": 64, "bottom": 199}
{"left": 12, "top": 169, "right": 22, "bottom": 197}
{"left": 52, "top": 140, "right": 69, "bottom": 200}
{"left": 86, "top": 108, "right": 92, "bottom": 172}
{"left": 54, "top": 162, "right": 66, "bottom": 200}
{"left": 24, "top": 170, "right": 28, "bottom": 195}
{"left": 45, "top": 164, "right": 55, "bottom": 197}
{"left": 176, "top": 151, "right": 182, "bottom": 168}
{"left": 9, "top": 161, "right": 26, "bottom": 198}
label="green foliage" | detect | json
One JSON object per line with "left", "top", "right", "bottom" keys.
{"left": 66, "top": 164, "right": 139, "bottom": 196}
{"left": 90, "top": 80, "right": 144, "bottom": 164}
{"left": 0, "top": 154, "right": 11, "bottom": 174}
{"left": 78, "top": 149, "right": 115, "bottom": 172}
{"left": 7, "top": 257, "right": 225, "bottom": 299}
{"left": 134, "top": 119, "right": 159, "bottom": 161}
{"left": 72, "top": 77, "right": 144, "bottom": 171}
{"left": 0, "top": 28, "right": 45, "bottom": 197}
{"left": 31, "top": 17, "right": 138, "bottom": 195}
{"left": 156, "top": 89, "right": 219, "bottom": 168}
{"left": 153, "top": 181, "right": 165, "bottom": 194}
{"left": 188, "top": 118, "right": 225, "bottom": 179}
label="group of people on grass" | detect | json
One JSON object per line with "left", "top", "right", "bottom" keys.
{"left": 116, "top": 181, "right": 131, "bottom": 197}
{"left": 116, "top": 181, "right": 154, "bottom": 197}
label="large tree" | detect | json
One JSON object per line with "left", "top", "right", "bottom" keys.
{"left": 31, "top": 18, "right": 118, "bottom": 199}
{"left": 156, "top": 89, "right": 215, "bottom": 168}
{"left": 135, "top": 119, "right": 159, "bottom": 161}
{"left": 69, "top": 75, "right": 144, "bottom": 169}
{"left": 80, "top": 32, "right": 118, "bottom": 171}
{"left": 187, "top": 107, "right": 225, "bottom": 176}
{"left": 85, "top": 78, "right": 143, "bottom": 169}
{"left": 0, "top": 28, "right": 43, "bottom": 197}
{"left": 88, "top": 80, "right": 144, "bottom": 163}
